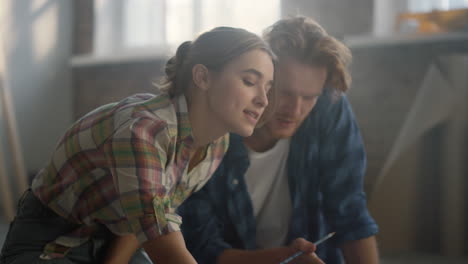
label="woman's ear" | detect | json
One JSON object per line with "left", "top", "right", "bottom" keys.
{"left": 192, "top": 64, "right": 210, "bottom": 92}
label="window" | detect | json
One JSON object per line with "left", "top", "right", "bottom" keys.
{"left": 93, "top": 0, "right": 280, "bottom": 55}
{"left": 373, "top": 0, "right": 468, "bottom": 36}
{"left": 409, "top": 0, "right": 468, "bottom": 12}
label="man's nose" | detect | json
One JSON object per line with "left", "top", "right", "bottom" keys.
{"left": 285, "top": 96, "right": 301, "bottom": 116}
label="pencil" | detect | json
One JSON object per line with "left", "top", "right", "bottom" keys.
{"left": 279, "top": 232, "right": 336, "bottom": 264}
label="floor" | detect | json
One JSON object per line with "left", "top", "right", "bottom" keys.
{"left": 381, "top": 252, "right": 468, "bottom": 264}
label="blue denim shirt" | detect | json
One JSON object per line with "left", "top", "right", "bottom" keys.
{"left": 178, "top": 91, "right": 378, "bottom": 264}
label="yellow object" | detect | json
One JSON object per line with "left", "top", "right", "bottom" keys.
{"left": 396, "top": 8, "right": 468, "bottom": 34}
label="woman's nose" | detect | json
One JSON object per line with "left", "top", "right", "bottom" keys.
{"left": 254, "top": 88, "right": 268, "bottom": 108}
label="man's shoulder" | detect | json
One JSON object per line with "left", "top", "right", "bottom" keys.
{"left": 307, "top": 89, "right": 354, "bottom": 127}
{"left": 223, "top": 134, "right": 249, "bottom": 160}
{"left": 314, "top": 88, "right": 349, "bottom": 114}
{"left": 293, "top": 90, "right": 357, "bottom": 148}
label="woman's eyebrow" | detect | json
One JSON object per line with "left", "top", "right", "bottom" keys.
{"left": 241, "top": 68, "right": 263, "bottom": 78}
{"left": 242, "top": 69, "right": 274, "bottom": 86}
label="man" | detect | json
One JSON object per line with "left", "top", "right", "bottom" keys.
{"left": 178, "top": 16, "right": 379, "bottom": 264}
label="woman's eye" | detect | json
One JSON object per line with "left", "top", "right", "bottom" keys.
{"left": 243, "top": 79, "right": 255, "bottom": 86}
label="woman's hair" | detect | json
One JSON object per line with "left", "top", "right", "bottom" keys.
{"left": 159, "top": 27, "right": 276, "bottom": 98}
{"left": 263, "top": 16, "right": 352, "bottom": 94}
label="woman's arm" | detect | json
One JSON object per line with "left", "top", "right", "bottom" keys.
{"left": 104, "top": 231, "right": 196, "bottom": 264}
{"left": 104, "top": 234, "right": 140, "bottom": 264}
{"left": 143, "top": 231, "right": 197, "bottom": 264}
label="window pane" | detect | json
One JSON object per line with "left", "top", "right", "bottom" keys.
{"left": 94, "top": 0, "right": 118, "bottom": 54}
{"left": 449, "top": 0, "right": 468, "bottom": 9}
{"left": 199, "top": 0, "right": 280, "bottom": 35}
{"left": 409, "top": 0, "right": 468, "bottom": 12}
{"left": 166, "top": 0, "right": 194, "bottom": 46}
{"left": 94, "top": 0, "right": 281, "bottom": 53}
{"left": 123, "top": 0, "right": 165, "bottom": 48}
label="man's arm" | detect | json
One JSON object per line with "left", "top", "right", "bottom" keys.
{"left": 178, "top": 179, "right": 232, "bottom": 264}
{"left": 316, "top": 94, "right": 379, "bottom": 256}
{"left": 341, "top": 236, "right": 379, "bottom": 264}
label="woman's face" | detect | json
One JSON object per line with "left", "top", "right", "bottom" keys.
{"left": 206, "top": 49, "right": 274, "bottom": 137}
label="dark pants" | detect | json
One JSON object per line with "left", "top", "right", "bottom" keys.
{"left": 0, "top": 190, "right": 152, "bottom": 264}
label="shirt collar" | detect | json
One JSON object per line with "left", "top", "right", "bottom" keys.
{"left": 228, "top": 134, "right": 248, "bottom": 156}
{"left": 172, "top": 94, "right": 194, "bottom": 141}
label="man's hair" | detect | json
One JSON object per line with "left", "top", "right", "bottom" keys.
{"left": 264, "top": 16, "right": 352, "bottom": 94}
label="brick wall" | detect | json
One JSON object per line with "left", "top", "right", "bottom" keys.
{"left": 73, "top": 60, "right": 166, "bottom": 119}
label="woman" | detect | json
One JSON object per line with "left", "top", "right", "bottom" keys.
{"left": 0, "top": 27, "right": 275, "bottom": 264}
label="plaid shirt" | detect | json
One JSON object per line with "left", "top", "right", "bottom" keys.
{"left": 179, "top": 90, "right": 378, "bottom": 264}
{"left": 31, "top": 93, "right": 229, "bottom": 259}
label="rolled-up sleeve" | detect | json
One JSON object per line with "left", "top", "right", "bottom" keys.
{"left": 103, "top": 116, "right": 182, "bottom": 244}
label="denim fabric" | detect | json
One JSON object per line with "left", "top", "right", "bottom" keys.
{"left": 0, "top": 190, "right": 152, "bottom": 264}
{"left": 178, "top": 91, "right": 379, "bottom": 264}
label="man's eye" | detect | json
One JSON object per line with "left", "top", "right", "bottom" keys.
{"left": 243, "top": 79, "right": 255, "bottom": 86}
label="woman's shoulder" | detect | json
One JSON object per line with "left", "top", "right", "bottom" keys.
{"left": 119, "top": 92, "right": 179, "bottom": 138}
{"left": 106, "top": 92, "right": 176, "bottom": 128}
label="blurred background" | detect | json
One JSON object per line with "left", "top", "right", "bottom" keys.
{"left": 1, "top": 0, "right": 468, "bottom": 263}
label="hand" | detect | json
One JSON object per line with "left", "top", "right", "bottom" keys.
{"left": 288, "top": 238, "right": 325, "bottom": 264}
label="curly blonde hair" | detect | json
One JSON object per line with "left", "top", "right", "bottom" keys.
{"left": 264, "top": 16, "right": 352, "bottom": 94}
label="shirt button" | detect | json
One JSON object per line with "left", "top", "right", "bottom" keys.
{"left": 232, "top": 179, "right": 239, "bottom": 185}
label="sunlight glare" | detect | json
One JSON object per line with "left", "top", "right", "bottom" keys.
{"left": 32, "top": 0, "right": 57, "bottom": 62}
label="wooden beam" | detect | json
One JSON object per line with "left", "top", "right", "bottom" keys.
{"left": 0, "top": 4, "right": 28, "bottom": 220}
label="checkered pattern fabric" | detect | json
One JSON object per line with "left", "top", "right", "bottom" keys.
{"left": 31, "top": 93, "right": 229, "bottom": 259}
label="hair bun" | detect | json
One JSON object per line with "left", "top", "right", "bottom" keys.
{"left": 176, "top": 41, "right": 192, "bottom": 61}
{"left": 165, "top": 41, "right": 192, "bottom": 80}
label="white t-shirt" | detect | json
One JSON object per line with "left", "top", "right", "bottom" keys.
{"left": 245, "top": 138, "right": 292, "bottom": 249}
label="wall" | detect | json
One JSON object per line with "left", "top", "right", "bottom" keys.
{"left": 281, "top": 0, "right": 374, "bottom": 37}
{"left": 349, "top": 42, "right": 468, "bottom": 255}
{"left": 373, "top": 0, "right": 408, "bottom": 36}
{"left": 0, "top": 0, "right": 73, "bottom": 199}
{"left": 73, "top": 60, "right": 166, "bottom": 119}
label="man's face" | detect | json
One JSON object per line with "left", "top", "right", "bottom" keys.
{"left": 264, "top": 58, "right": 327, "bottom": 139}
